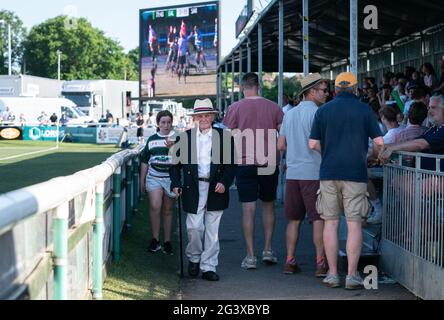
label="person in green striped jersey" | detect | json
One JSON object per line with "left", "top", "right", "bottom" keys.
{"left": 140, "top": 110, "right": 177, "bottom": 255}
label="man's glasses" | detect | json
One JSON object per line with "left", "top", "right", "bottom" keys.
{"left": 316, "top": 88, "right": 329, "bottom": 94}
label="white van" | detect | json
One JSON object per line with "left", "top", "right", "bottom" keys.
{"left": 0, "top": 97, "right": 93, "bottom": 125}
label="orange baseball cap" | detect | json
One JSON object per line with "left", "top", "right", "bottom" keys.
{"left": 335, "top": 72, "right": 358, "bottom": 88}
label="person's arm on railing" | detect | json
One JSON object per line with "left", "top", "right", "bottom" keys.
{"left": 371, "top": 137, "right": 384, "bottom": 164}
{"left": 379, "top": 138, "right": 430, "bottom": 163}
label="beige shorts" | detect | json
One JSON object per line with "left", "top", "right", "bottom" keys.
{"left": 315, "top": 180, "right": 370, "bottom": 222}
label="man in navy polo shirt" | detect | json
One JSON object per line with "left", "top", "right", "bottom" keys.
{"left": 309, "top": 72, "right": 384, "bottom": 289}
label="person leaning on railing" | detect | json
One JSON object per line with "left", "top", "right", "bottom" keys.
{"left": 379, "top": 94, "right": 444, "bottom": 198}
{"left": 379, "top": 94, "right": 444, "bottom": 171}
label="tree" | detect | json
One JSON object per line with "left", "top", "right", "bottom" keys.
{"left": 262, "top": 75, "right": 302, "bottom": 104}
{"left": 125, "top": 47, "right": 139, "bottom": 81}
{"left": 23, "top": 16, "right": 131, "bottom": 80}
{"left": 0, "top": 10, "right": 27, "bottom": 74}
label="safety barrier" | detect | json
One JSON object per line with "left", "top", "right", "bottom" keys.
{"left": 381, "top": 151, "right": 444, "bottom": 299}
{"left": 0, "top": 145, "right": 143, "bottom": 299}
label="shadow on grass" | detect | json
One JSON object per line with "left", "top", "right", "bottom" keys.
{"left": 103, "top": 194, "right": 180, "bottom": 300}
{"left": 0, "top": 152, "right": 116, "bottom": 194}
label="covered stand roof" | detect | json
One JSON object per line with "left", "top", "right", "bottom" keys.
{"left": 219, "top": 0, "right": 444, "bottom": 73}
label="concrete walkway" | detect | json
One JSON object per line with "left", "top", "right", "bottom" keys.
{"left": 179, "top": 190, "right": 415, "bottom": 300}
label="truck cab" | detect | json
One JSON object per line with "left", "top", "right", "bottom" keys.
{"left": 62, "top": 80, "right": 139, "bottom": 122}
{"left": 61, "top": 81, "right": 102, "bottom": 119}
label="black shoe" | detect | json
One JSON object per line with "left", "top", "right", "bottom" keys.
{"left": 147, "top": 238, "right": 161, "bottom": 253}
{"left": 163, "top": 241, "right": 173, "bottom": 255}
{"left": 188, "top": 261, "right": 200, "bottom": 277}
{"left": 202, "top": 271, "right": 219, "bottom": 281}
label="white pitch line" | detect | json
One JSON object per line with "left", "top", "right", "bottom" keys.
{"left": 0, "top": 146, "right": 59, "bottom": 162}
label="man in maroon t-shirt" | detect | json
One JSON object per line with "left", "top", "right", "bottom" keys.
{"left": 224, "top": 72, "right": 284, "bottom": 270}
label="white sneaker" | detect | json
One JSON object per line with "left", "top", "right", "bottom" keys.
{"left": 262, "top": 250, "right": 278, "bottom": 264}
{"left": 241, "top": 256, "right": 257, "bottom": 269}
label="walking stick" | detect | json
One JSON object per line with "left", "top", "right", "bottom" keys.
{"left": 177, "top": 190, "right": 184, "bottom": 278}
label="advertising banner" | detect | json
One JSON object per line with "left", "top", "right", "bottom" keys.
{"left": 96, "top": 127, "right": 156, "bottom": 144}
{"left": 23, "top": 126, "right": 64, "bottom": 141}
{"left": 65, "top": 127, "right": 97, "bottom": 143}
{"left": 0, "top": 126, "right": 23, "bottom": 140}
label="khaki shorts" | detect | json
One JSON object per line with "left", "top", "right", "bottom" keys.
{"left": 316, "top": 180, "right": 370, "bottom": 222}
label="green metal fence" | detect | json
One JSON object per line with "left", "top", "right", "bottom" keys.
{"left": 0, "top": 145, "right": 143, "bottom": 300}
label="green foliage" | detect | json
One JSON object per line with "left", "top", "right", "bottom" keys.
{"left": 221, "top": 72, "right": 302, "bottom": 105}
{"left": 0, "top": 10, "right": 27, "bottom": 74}
{"left": 262, "top": 75, "right": 302, "bottom": 104}
{"left": 126, "top": 47, "right": 139, "bottom": 81}
{"left": 103, "top": 195, "right": 180, "bottom": 300}
{"left": 23, "top": 16, "right": 134, "bottom": 80}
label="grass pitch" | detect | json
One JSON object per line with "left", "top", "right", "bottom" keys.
{"left": 0, "top": 140, "right": 120, "bottom": 194}
{"left": 103, "top": 194, "right": 180, "bottom": 300}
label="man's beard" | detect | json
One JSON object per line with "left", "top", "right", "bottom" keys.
{"left": 428, "top": 116, "right": 440, "bottom": 126}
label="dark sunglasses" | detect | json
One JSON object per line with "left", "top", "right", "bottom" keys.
{"left": 316, "top": 88, "right": 329, "bottom": 94}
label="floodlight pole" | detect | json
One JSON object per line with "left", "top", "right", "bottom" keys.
{"left": 247, "top": 37, "right": 251, "bottom": 73}
{"left": 217, "top": 70, "right": 222, "bottom": 112}
{"left": 57, "top": 50, "right": 62, "bottom": 81}
{"left": 239, "top": 46, "right": 243, "bottom": 101}
{"left": 278, "top": 0, "right": 284, "bottom": 107}
{"left": 350, "top": 0, "right": 358, "bottom": 77}
{"left": 303, "top": 0, "right": 309, "bottom": 76}
{"left": 231, "top": 58, "right": 235, "bottom": 104}
{"left": 258, "top": 22, "right": 263, "bottom": 95}
{"left": 225, "top": 61, "right": 228, "bottom": 110}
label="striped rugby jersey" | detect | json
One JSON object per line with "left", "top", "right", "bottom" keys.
{"left": 141, "top": 132, "right": 174, "bottom": 178}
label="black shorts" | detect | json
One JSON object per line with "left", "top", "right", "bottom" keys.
{"left": 178, "top": 55, "right": 186, "bottom": 66}
{"left": 235, "top": 165, "right": 279, "bottom": 203}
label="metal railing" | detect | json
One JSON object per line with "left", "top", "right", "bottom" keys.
{"left": 0, "top": 145, "right": 143, "bottom": 300}
{"left": 381, "top": 151, "right": 444, "bottom": 299}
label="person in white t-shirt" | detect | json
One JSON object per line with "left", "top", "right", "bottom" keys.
{"left": 380, "top": 106, "right": 403, "bottom": 144}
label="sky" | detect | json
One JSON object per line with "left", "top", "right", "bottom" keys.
{"left": 1, "top": 0, "right": 258, "bottom": 57}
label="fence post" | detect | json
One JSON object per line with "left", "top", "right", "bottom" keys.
{"left": 413, "top": 155, "right": 421, "bottom": 256}
{"left": 133, "top": 157, "right": 139, "bottom": 214}
{"left": 126, "top": 160, "right": 133, "bottom": 229}
{"left": 53, "top": 202, "right": 69, "bottom": 300}
{"left": 113, "top": 167, "right": 122, "bottom": 262}
{"left": 93, "top": 182, "right": 104, "bottom": 299}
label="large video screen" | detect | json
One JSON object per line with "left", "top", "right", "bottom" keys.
{"left": 140, "top": 2, "right": 219, "bottom": 99}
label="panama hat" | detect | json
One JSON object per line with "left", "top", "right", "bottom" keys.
{"left": 299, "top": 73, "right": 325, "bottom": 97}
{"left": 188, "top": 98, "right": 219, "bottom": 116}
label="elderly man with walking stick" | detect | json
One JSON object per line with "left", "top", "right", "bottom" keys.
{"left": 169, "top": 99, "right": 236, "bottom": 281}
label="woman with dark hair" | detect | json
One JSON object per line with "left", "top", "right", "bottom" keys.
{"left": 140, "top": 110, "right": 176, "bottom": 255}
{"left": 421, "top": 62, "right": 438, "bottom": 89}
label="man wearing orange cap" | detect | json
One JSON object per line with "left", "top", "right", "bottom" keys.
{"left": 309, "top": 72, "right": 384, "bottom": 289}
